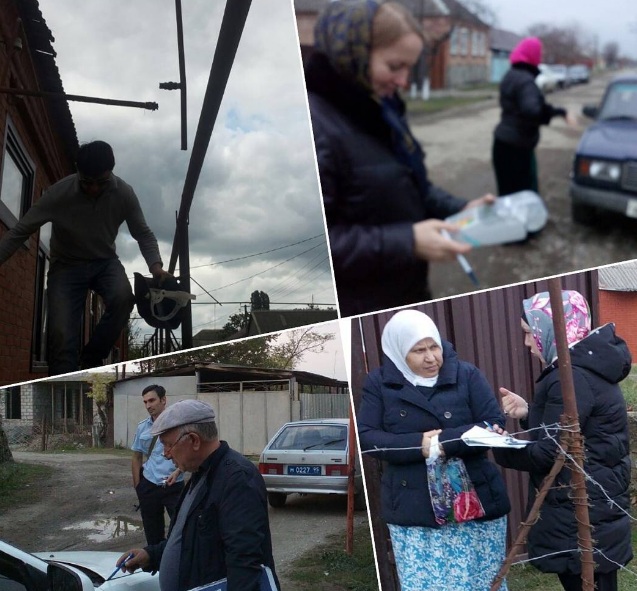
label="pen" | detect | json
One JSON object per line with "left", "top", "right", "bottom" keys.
{"left": 483, "top": 421, "right": 494, "bottom": 431}
{"left": 106, "top": 552, "right": 134, "bottom": 581}
{"left": 440, "top": 229, "right": 479, "bottom": 286}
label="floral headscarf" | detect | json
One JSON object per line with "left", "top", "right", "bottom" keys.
{"left": 523, "top": 290, "right": 591, "bottom": 364}
{"left": 381, "top": 310, "right": 442, "bottom": 387}
{"left": 313, "top": 0, "right": 381, "bottom": 92}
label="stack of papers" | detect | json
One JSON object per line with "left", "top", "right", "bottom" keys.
{"left": 461, "top": 426, "right": 532, "bottom": 448}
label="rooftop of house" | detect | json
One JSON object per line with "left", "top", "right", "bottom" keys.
{"left": 598, "top": 262, "right": 637, "bottom": 292}
{"left": 247, "top": 308, "right": 338, "bottom": 336}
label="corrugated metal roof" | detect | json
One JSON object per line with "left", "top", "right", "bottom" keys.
{"left": 16, "top": 0, "right": 79, "bottom": 162}
{"left": 598, "top": 260, "right": 637, "bottom": 291}
{"left": 490, "top": 28, "right": 523, "bottom": 52}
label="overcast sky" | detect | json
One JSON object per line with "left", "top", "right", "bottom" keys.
{"left": 482, "top": 0, "right": 637, "bottom": 59}
{"left": 37, "top": 0, "right": 335, "bottom": 345}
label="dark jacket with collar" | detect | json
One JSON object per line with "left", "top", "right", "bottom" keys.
{"left": 494, "top": 63, "right": 566, "bottom": 149}
{"left": 144, "top": 441, "right": 280, "bottom": 591}
{"left": 305, "top": 52, "right": 466, "bottom": 316}
{"left": 494, "top": 323, "right": 632, "bottom": 574}
{"left": 357, "top": 341, "right": 510, "bottom": 527}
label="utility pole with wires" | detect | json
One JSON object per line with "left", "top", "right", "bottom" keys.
{"left": 490, "top": 277, "right": 594, "bottom": 591}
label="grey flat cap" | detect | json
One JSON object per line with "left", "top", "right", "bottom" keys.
{"left": 150, "top": 399, "right": 216, "bottom": 435}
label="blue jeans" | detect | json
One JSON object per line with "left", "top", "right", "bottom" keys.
{"left": 47, "top": 258, "right": 135, "bottom": 375}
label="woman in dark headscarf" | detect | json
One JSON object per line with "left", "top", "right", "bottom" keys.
{"left": 492, "top": 37, "right": 575, "bottom": 196}
{"left": 357, "top": 309, "right": 510, "bottom": 590}
{"left": 305, "top": 0, "right": 495, "bottom": 317}
{"left": 495, "top": 290, "right": 632, "bottom": 591}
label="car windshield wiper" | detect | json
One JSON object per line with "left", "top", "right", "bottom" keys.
{"left": 303, "top": 438, "right": 346, "bottom": 451}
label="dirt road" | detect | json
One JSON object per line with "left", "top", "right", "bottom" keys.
{"left": 411, "top": 72, "right": 637, "bottom": 298}
{"left": 0, "top": 451, "right": 370, "bottom": 590}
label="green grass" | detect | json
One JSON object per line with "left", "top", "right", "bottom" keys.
{"left": 507, "top": 524, "right": 637, "bottom": 590}
{"left": 0, "top": 461, "right": 54, "bottom": 514}
{"left": 287, "top": 521, "right": 378, "bottom": 591}
{"left": 406, "top": 95, "right": 491, "bottom": 115}
{"left": 621, "top": 366, "right": 637, "bottom": 410}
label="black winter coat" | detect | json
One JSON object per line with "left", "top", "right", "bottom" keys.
{"left": 357, "top": 341, "right": 511, "bottom": 527}
{"left": 494, "top": 323, "right": 633, "bottom": 574}
{"left": 145, "top": 442, "right": 280, "bottom": 591}
{"left": 494, "top": 63, "right": 566, "bottom": 149}
{"left": 305, "top": 52, "right": 466, "bottom": 316}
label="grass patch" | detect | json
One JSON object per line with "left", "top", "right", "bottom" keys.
{"left": 0, "top": 461, "right": 54, "bottom": 514}
{"left": 406, "top": 95, "right": 491, "bottom": 116}
{"left": 288, "top": 521, "right": 378, "bottom": 591}
{"left": 621, "top": 366, "right": 637, "bottom": 410}
{"left": 507, "top": 523, "right": 637, "bottom": 590}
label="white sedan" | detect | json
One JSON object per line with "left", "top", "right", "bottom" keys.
{"left": 0, "top": 540, "right": 159, "bottom": 591}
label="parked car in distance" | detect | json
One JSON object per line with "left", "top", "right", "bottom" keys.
{"left": 258, "top": 418, "right": 365, "bottom": 509}
{"left": 536, "top": 64, "right": 558, "bottom": 93}
{"left": 548, "top": 64, "right": 571, "bottom": 88}
{"left": 570, "top": 74, "right": 637, "bottom": 224}
{"left": 568, "top": 64, "right": 590, "bottom": 84}
{"left": 0, "top": 540, "right": 159, "bottom": 591}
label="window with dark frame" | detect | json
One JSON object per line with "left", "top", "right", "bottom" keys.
{"left": 0, "top": 121, "right": 35, "bottom": 226}
{"left": 4, "top": 386, "right": 21, "bottom": 419}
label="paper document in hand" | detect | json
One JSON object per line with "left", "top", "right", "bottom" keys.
{"left": 461, "top": 426, "right": 531, "bottom": 448}
{"left": 186, "top": 565, "right": 277, "bottom": 591}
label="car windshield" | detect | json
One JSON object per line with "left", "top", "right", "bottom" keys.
{"left": 598, "top": 83, "right": 637, "bottom": 121}
{"left": 269, "top": 424, "right": 348, "bottom": 451}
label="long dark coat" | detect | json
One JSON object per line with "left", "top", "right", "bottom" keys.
{"left": 494, "top": 323, "right": 633, "bottom": 574}
{"left": 305, "top": 52, "right": 466, "bottom": 316}
{"left": 357, "top": 341, "right": 510, "bottom": 527}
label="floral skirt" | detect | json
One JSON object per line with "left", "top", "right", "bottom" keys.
{"left": 388, "top": 516, "right": 508, "bottom": 591}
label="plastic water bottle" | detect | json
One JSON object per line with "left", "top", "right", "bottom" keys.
{"left": 445, "top": 191, "right": 548, "bottom": 247}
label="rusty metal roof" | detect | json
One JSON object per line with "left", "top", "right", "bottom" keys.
{"left": 16, "top": 0, "right": 78, "bottom": 162}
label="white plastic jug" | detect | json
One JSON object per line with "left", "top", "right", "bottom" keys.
{"left": 445, "top": 191, "right": 548, "bottom": 247}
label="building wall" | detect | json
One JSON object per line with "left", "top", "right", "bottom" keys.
{"left": 599, "top": 290, "right": 637, "bottom": 360}
{"left": 0, "top": 0, "right": 75, "bottom": 384}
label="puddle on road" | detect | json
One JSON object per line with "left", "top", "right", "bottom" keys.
{"left": 62, "top": 516, "right": 143, "bottom": 542}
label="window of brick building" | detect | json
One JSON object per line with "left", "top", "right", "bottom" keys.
{"left": 450, "top": 27, "right": 458, "bottom": 56}
{"left": 0, "top": 122, "right": 34, "bottom": 227}
{"left": 459, "top": 28, "right": 469, "bottom": 56}
{"left": 4, "top": 386, "right": 21, "bottom": 419}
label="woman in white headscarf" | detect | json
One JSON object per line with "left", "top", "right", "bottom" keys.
{"left": 357, "top": 309, "right": 510, "bottom": 591}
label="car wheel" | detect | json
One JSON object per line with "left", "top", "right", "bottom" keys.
{"left": 268, "top": 492, "right": 287, "bottom": 508}
{"left": 354, "top": 491, "right": 367, "bottom": 511}
{"left": 571, "top": 201, "right": 597, "bottom": 225}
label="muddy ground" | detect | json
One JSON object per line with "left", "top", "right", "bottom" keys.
{"left": 414, "top": 71, "right": 637, "bottom": 298}
{"left": 0, "top": 451, "right": 370, "bottom": 590}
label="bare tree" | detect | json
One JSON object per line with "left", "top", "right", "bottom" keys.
{"left": 602, "top": 41, "right": 620, "bottom": 67}
{"left": 527, "top": 22, "right": 596, "bottom": 64}
{"left": 0, "top": 417, "right": 14, "bottom": 463}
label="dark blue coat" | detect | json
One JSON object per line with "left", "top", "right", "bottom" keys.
{"left": 144, "top": 442, "right": 280, "bottom": 591}
{"left": 357, "top": 341, "right": 510, "bottom": 527}
{"left": 305, "top": 53, "right": 466, "bottom": 316}
{"left": 494, "top": 323, "right": 632, "bottom": 574}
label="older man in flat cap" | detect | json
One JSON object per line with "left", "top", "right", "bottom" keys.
{"left": 117, "top": 399, "right": 280, "bottom": 591}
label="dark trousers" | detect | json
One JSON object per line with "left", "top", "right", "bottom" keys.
{"left": 135, "top": 473, "right": 184, "bottom": 545}
{"left": 558, "top": 571, "right": 618, "bottom": 591}
{"left": 492, "top": 138, "right": 538, "bottom": 196}
{"left": 46, "top": 258, "right": 135, "bottom": 375}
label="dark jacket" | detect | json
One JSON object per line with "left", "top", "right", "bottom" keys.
{"left": 357, "top": 341, "right": 510, "bottom": 527}
{"left": 494, "top": 63, "right": 566, "bottom": 149}
{"left": 145, "top": 441, "right": 280, "bottom": 591}
{"left": 305, "top": 52, "right": 466, "bottom": 316}
{"left": 494, "top": 323, "right": 632, "bottom": 574}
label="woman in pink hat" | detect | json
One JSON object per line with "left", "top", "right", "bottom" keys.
{"left": 492, "top": 37, "right": 575, "bottom": 197}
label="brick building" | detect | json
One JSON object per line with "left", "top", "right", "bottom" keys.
{"left": 598, "top": 261, "right": 637, "bottom": 359}
{"left": 294, "top": 0, "right": 490, "bottom": 89}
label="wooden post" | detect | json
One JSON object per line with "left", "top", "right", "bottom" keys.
{"left": 346, "top": 409, "right": 356, "bottom": 554}
{"left": 547, "top": 279, "right": 595, "bottom": 591}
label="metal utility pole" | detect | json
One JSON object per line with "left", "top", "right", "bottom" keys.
{"left": 168, "top": 0, "right": 252, "bottom": 350}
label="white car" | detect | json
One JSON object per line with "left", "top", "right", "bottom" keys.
{"left": 535, "top": 64, "right": 558, "bottom": 93}
{"left": 0, "top": 540, "right": 159, "bottom": 591}
{"left": 258, "top": 418, "right": 365, "bottom": 510}
{"left": 549, "top": 64, "right": 571, "bottom": 88}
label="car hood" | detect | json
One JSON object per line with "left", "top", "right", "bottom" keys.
{"left": 33, "top": 550, "right": 123, "bottom": 578}
{"left": 577, "top": 120, "right": 637, "bottom": 160}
